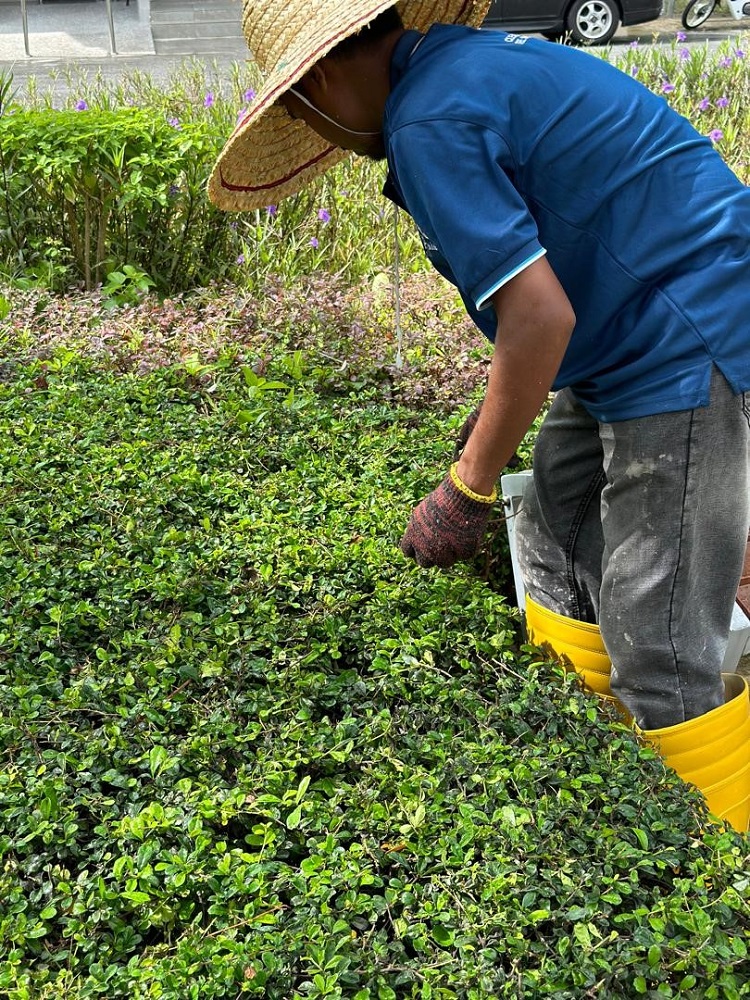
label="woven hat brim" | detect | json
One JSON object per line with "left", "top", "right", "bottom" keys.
{"left": 208, "top": 0, "right": 491, "bottom": 212}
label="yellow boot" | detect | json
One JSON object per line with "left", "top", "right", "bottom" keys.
{"left": 525, "top": 594, "right": 616, "bottom": 705}
{"left": 640, "top": 674, "right": 750, "bottom": 833}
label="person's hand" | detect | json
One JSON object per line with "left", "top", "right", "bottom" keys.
{"left": 452, "top": 405, "right": 482, "bottom": 462}
{"left": 400, "top": 465, "right": 496, "bottom": 569}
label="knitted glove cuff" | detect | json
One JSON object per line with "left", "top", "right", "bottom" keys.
{"left": 449, "top": 463, "right": 497, "bottom": 504}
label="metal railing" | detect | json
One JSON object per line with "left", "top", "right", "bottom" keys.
{"left": 18, "top": 0, "right": 121, "bottom": 57}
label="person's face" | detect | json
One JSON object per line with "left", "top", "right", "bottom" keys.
{"left": 280, "top": 65, "right": 386, "bottom": 160}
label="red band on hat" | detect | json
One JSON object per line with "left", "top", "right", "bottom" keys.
{"left": 219, "top": 1, "right": 474, "bottom": 195}
{"left": 218, "top": 144, "right": 339, "bottom": 193}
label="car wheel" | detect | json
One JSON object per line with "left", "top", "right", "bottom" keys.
{"left": 681, "top": 0, "right": 717, "bottom": 29}
{"left": 566, "top": 0, "right": 620, "bottom": 45}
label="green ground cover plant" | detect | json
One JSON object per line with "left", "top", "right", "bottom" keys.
{"left": 1, "top": 282, "right": 749, "bottom": 999}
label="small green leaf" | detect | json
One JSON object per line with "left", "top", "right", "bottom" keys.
{"left": 286, "top": 805, "right": 302, "bottom": 830}
{"left": 295, "top": 775, "right": 311, "bottom": 804}
{"left": 26, "top": 924, "right": 49, "bottom": 939}
{"left": 432, "top": 924, "right": 454, "bottom": 947}
{"left": 573, "top": 923, "right": 592, "bottom": 949}
{"left": 122, "top": 890, "right": 151, "bottom": 906}
{"left": 148, "top": 745, "right": 169, "bottom": 778}
{"left": 633, "top": 828, "right": 649, "bottom": 850}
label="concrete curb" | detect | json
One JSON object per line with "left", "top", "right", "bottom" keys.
{"left": 620, "top": 14, "right": 744, "bottom": 41}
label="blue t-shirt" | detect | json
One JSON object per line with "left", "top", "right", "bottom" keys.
{"left": 383, "top": 27, "right": 750, "bottom": 421}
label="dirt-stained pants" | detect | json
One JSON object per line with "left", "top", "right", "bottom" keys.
{"left": 516, "top": 367, "right": 750, "bottom": 730}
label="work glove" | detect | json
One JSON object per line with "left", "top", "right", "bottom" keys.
{"left": 400, "top": 463, "right": 497, "bottom": 569}
{"left": 452, "top": 405, "right": 482, "bottom": 462}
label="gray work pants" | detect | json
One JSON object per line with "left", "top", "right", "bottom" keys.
{"left": 516, "top": 367, "right": 750, "bottom": 730}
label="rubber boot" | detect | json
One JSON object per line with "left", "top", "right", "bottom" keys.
{"left": 525, "top": 594, "right": 624, "bottom": 714}
{"left": 640, "top": 674, "right": 750, "bottom": 833}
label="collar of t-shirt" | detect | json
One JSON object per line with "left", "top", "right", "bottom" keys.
{"left": 389, "top": 28, "right": 424, "bottom": 92}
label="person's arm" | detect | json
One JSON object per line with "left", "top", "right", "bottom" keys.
{"left": 456, "top": 256, "right": 575, "bottom": 495}
{"left": 400, "top": 257, "right": 575, "bottom": 569}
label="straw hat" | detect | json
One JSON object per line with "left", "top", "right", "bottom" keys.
{"left": 208, "top": 0, "right": 491, "bottom": 212}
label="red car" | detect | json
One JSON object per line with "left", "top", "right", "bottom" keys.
{"left": 483, "top": 0, "right": 664, "bottom": 45}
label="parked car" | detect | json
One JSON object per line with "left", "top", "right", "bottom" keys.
{"left": 482, "top": 0, "right": 663, "bottom": 45}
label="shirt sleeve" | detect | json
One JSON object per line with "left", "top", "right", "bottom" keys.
{"left": 387, "top": 118, "right": 546, "bottom": 312}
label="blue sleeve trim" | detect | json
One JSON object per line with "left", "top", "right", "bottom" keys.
{"left": 475, "top": 247, "right": 547, "bottom": 311}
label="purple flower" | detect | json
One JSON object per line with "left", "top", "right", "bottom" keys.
{"left": 630, "top": 66, "right": 639, "bottom": 77}
{"left": 168, "top": 116, "right": 181, "bottom": 129}
{"left": 662, "top": 81, "right": 676, "bottom": 93}
{"left": 676, "top": 31, "right": 687, "bottom": 42}
{"left": 708, "top": 129, "right": 724, "bottom": 143}
{"left": 236, "top": 254, "right": 245, "bottom": 265}
{"left": 229, "top": 221, "right": 239, "bottom": 230}
{"left": 169, "top": 183, "right": 180, "bottom": 197}
{"left": 266, "top": 205, "right": 277, "bottom": 217}
{"left": 735, "top": 48, "right": 745, "bottom": 59}
{"left": 204, "top": 92, "right": 215, "bottom": 108}
{"left": 679, "top": 48, "right": 690, "bottom": 61}
{"left": 698, "top": 97, "right": 711, "bottom": 110}
{"left": 309, "top": 237, "right": 319, "bottom": 249}
{"left": 719, "top": 56, "right": 733, "bottom": 69}
{"left": 317, "top": 208, "right": 331, "bottom": 223}
{"left": 629, "top": 40, "right": 639, "bottom": 48}
{"left": 74, "top": 99, "right": 88, "bottom": 111}
{"left": 245, "top": 88, "right": 256, "bottom": 102}
{"left": 716, "top": 96, "right": 729, "bottom": 108}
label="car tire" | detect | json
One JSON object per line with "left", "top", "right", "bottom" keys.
{"left": 566, "top": 0, "right": 620, "bottom": 45}
{"left": 681, "top": 0, "right": 717, "bottom": 29}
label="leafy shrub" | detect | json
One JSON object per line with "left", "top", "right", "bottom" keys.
{"left": 1, "top": 34, "right": 748, "bottom": 298}
{"left": 0, "top": 108, "right": 233, "bottom": 294}
{"left": 0, "top": 64, "right": 421, "bottom": 297}
{"left": 0, "top": 292, "right": 748, "bottom": 999}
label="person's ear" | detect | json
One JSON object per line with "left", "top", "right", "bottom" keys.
{"left": 304, "top": 60, "right": 330, "bottom": 99}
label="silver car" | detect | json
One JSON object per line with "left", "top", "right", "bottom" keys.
{"left": 483, "top": 0, "right": 664, "bottom": 45}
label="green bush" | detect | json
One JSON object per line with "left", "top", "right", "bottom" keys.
{"left": 0, "top": 107, "right": 234, "bottom": 294}
{"left": 1, "top": 34, "right": 748, "bottom": 298}
{"left": 0, "top": 298, "right": 748, "bottom": 999}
